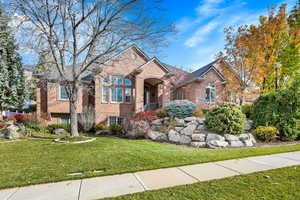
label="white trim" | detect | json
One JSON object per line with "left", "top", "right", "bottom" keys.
{"left": 58, "top": 85, "right": 69, "bottom": 101}
{"left": 200, "top": 66, "right": 226, "bottom": 82}
{"left": 103, "top": 45, "right": 150, "bottom": 66}
{"left": 135, "top": 57, "right": 170, "bottom": 73}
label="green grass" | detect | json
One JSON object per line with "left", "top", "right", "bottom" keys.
{"left": 104, "top": 166, "right": 300, "bottom": 200}
{"left": 1, "top": 136, "right": 300, "bottom": 189}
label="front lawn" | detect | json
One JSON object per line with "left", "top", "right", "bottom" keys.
{"left": 104, "top": 166, "right": 300, "bottom": 200}
{"left": 1, "top": 136, "right": 300, "bottom": 189}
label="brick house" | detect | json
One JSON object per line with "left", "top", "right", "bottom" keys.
{"left": 36, "top": 45, "right": 239, "bottom": 125}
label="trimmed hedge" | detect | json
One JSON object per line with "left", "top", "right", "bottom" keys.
{"left": 253, "top": 126, "right": 278, "bottom": 142}
{"left": 164, "top": 100, "right": 196, "bottom": 119}
{"left": 251, "top": 81, "right": 300, "bottom": 141}
{"left": 204, "top": 103, "right": 246, "bottom": 135}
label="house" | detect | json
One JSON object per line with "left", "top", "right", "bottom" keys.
{"left": 36, "top": 45, "right": 240, "bottom": 126}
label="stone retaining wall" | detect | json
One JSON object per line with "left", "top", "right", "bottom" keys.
{"left": 129, "top": 117, "right": 256, "bottom": 149}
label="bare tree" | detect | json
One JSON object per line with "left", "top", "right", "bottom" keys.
{"left": 10, "top": 0, "right": 174, "bottom": 136}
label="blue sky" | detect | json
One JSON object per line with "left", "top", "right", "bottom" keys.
{"left": 20, "top": 0, "right": 297, "bottom": 71}
{"left": 156, "top": 0, "right": 297, "bottom": 71}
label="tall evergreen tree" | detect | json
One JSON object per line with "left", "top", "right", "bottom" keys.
{"left": 0, "top": 5, "right": 27, "bottom": 118}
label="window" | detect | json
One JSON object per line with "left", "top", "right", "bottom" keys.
{"left": 125, "top": 88, "right": 132, "bottom": 103}
{"left": 109, "top": 116, "right": 124, "bottom": 126}
{"left": 125, "top": 79, "right": 132, "bottom": 86}
{"left": 60, "top": 115, "right": 70, "bottom": 124}
{"left": 102, "top": 86, "right": 110, "bottom": 103}
{"left": 112, "top": 75, "right": 123, "bottom": 85}
{"left": 103, "top": 75, "right": 133, "bottom": 104}
{"left": 205, "top": 83, "right": 216, "bottom": 104}
{"left": 59, "top": 85, "right": 68, "bottom": 100}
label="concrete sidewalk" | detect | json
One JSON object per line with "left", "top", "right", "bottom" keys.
{"left": 1, "top": 151, "right": 300, "bottom": 200}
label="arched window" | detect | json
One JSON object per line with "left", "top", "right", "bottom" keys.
{"left": 205, "top": 83, "right": 216, "bottom": 104}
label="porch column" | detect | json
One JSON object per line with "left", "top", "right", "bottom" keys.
{"left": 161, "top": 80, "right": 170, "bottom": 106}
{"left": 135, "top": 76, "right": 144, "bottom": 113}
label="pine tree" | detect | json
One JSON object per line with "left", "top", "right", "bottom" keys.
{"left": 0, "top": 5, "right": 27, "bottom": 118}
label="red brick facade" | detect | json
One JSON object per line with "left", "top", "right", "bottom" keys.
{"left": 36, "top": 46, "right": 235, "bottom": 125}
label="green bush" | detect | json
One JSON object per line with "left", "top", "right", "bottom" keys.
{"left": 25, "top": 122, "right": 47, "bottom": 132}
{"left": 164, "top": 100, "right": 196, "bottom": 119}
{"left": 251, "top": 81, "right": 300, "bottom": 141}
{"left": 109, "top": 125, "right": 124, "bottom": 135}
{"left": 241, "top": 104, "right": 252, "bottom": 118}
{"left": 204, "top": 103, "right": 246, "bottom": 135}
{"left": 94, "top": 124, "right": 109, "bottom": 131}
{"left": 253, "top": 126, "right": 278, "bottom": 142}
{"left": 47, "top": 124, "right": 70, "bottom": 133}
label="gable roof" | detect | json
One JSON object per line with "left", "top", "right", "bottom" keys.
{"left": 135, "top": 57, "right": 170, "bottom": 74}
{"left": 177, "top": 59, "right": 226, "bottom": 87}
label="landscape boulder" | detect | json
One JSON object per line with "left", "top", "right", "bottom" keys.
{"left": 168, "top": 129, "right": 191, "bottom": 144}
{"left": 53, "top": 128, "right": 69, "bottom": 135}
{"left": 191, "top": 133, "right": 206, "bottom": 142}
{"left": 207, "top": 140, "right": 229, "bottom": 149}
{"left": 147, "top": 130, "right": 168, "bottom": 142}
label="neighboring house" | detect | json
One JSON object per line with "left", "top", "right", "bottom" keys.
{"left": 36, "top": 45, "right": 241, "bottom": 125}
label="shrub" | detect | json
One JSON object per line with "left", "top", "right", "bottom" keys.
{"left": 204, "top": 103, "right": 246, "bottom": 135}
{"left": 164, "top": 100, "right": 196, "bottom": 119}
{"left": 251, "top": 81, "right": 300, "bottom": 141}
{"left": 109, "top": 125, "right": 124, "bottom": 135}
{"left": 241, "top": 104, "right": 252, "bottom": 118}
{"left": 25, "top": 122, "right": 45, "bottom": 132}
{"left": 94, "top": 123, "right": 109, "bottom": 131}
{"left": 192, "top": 109, "right": 204, "bottom": 118}
{"left": 131, "top": 110, "right": 157, "bottom": 121}
{"left": 155, "top": 109, "right": 168, "bottom": 118}
{"left": 14, "top": 114, "right": 26, "bottom": 123}
{"left": 47, "top": 124, "right": 70, "bottom": 133}
{"left": 253, "top": 126, "right": 278, "bottom": 142}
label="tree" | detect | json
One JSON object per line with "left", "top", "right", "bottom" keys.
{"left": 0, "top": 4, "right": 27, "bottom": 119}
{"left": 11, "top": 0, "right": 174, "bottom": 136}
{"left": 220, "top": 2, "right": 300, "bottom": 96}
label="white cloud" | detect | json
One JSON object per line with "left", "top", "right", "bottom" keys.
{"left": 196, "top": 0, "right": 225, "bottom": 17}
{"left": 184, "top": 20, "right": 220, "bottom": 47}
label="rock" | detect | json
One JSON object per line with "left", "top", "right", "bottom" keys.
{"left": 190, "top": 142, "right": 206, "bottom": 148}
{"left": 196, "top": 118, "right": 204, "bottom": 125}
{"left": 147, "top": 130, "right": 168, "bottom": 141}
{"left": 151, "top": 119, "right": 163, "bottom": 126}
{"left": 53, "top": 128, "right": 69, "bottom": 135}
{"left": 184, "top": 117, "right": 197, "bottom": 122}
{"left": 151, "top": 125, "right": 163, "bottom": 132}
{"left": 206, "top": 133, "right": 225, "bottom": 141}
{"left": 0, "top": 133, "right": 5, "bottom": 138}
{"left": 191, "top": 133, "right": 206, "bottom": 142}
{"left": 1, "top": 123, "right": 25, "bottom": 139}
{"left": 164, "top": 117, "right": 170, "bottom": 121}
{"left": 238, "top": 134, "right": 250, "bottom": 141}
{"left": 248, "top": 133, "right": 257, "bottom": 144}
{"left": 243, "top": 140, "right": 254, "bottom": 147}
{"left": 168, "top": 130, "right": 191, "bottom": 144}
{"left": 174, "top": 127, "right": 183, "bottom": 132}
{"left": 224, "top": 134, "right": 239, "bottom": 141}
{"left": 127, "top": 120, "right": 150, "bottom": 139}
{"left": 180, "top": 123, "right": 197, "bottom": 136}
{"left": 229, "top": 140, "right": 244, "bottom": 147}
{"left": 174, "top": 118, "right": 185, "bottom": 127}
{"left": 95, "top": 130, "right": 110, "bottom": 136}
{"left": 196, "top": 124, "right": 205, "bottom": 130}
{"left": 207, "top": 140, "right": 229, "bottom": 149}
{"left": 244, "top": 120, "right": 253, "bottom": 132}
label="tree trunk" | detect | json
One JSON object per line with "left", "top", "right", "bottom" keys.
{"left": 69, "top": 87, "right": 79, "bottom": 137}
